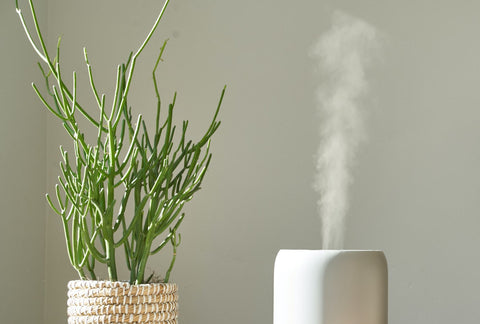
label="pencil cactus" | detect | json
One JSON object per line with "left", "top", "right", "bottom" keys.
{"left": 16, "top": 0, "right": 225, "bottom": 284}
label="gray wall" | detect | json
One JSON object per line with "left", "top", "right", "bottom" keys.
{"left": 4, "top": 0, "right": 480, "bottom": 323}
{"left": 0, "top": 0, "right": 47, "bottom": 323}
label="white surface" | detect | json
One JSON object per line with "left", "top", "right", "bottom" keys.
{"left": 274, "top": 250, "right": 387, "bottom": 324}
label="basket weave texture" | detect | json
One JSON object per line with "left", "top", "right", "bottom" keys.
{"left": 67, "top": 280, "right": 178, "bottom": 324}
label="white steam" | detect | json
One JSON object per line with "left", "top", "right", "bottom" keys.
{"left": 311, "top": 11, "right": 379, "bottom": 249}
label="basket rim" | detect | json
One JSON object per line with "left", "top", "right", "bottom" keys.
{"left": 68, "top": 280, "right": 177, "bottom": 289}
{"left": 68, "top": 280, "right": 178, "bottom": 298}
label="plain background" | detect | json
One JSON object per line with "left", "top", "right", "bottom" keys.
{"left": 2, "top": 0, "right": 480, "bottom": 323}
{"left": 0, "top": 0, "right": 47, "bottom": 322}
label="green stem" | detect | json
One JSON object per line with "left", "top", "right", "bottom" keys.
{"left": 164, "top": 232, "right": 180, "bottom": 283}
{"left": 76, "top": 268, "right": 87, "bottom": 280}
{"left": 105, "top": 122, "right": 118, "bottom": 281}
{"left": 105, "top": 240, "right": 117, "bottom": 281}
{"left": 116, "top": 0, "right": 171, "bottom": 119}
{"left": 135, "top": 233, "right": 153, "bottom": 284}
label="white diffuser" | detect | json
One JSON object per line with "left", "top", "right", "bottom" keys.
{"left": 274, "top": 250, "right": 387, "bottom": 324}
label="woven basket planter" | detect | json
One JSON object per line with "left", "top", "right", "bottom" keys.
{"left": 67, "top": 280, "right": 178, "bottom": 324}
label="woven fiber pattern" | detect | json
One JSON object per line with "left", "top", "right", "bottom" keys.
{"left": 68, "top": 281, "right": 178, "bottom": 324}
{"left": 67, "top": 294, "right": 179, "bottom": 306}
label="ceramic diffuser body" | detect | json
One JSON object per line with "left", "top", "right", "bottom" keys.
{"left": 273, "top": 250, "right": 387, "bottom": 324}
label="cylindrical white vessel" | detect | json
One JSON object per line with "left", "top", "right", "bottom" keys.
{"left": 274, "top": 250, "right": 387, "bottom": 324}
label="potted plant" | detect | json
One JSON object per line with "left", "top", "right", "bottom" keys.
{"left": 15, "top": 0, "right": 225, "bottom": 322}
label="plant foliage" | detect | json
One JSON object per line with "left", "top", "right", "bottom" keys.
{"left": 16, "top": 0, "right": 225, "bottom": 284}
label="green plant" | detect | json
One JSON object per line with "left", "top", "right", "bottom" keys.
{"left": 16, "top": 0, "right": 225, "bottom": 284}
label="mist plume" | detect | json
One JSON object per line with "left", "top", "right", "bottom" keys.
{"left": 311, "top": 11, "right": 379, "bottom": 249}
